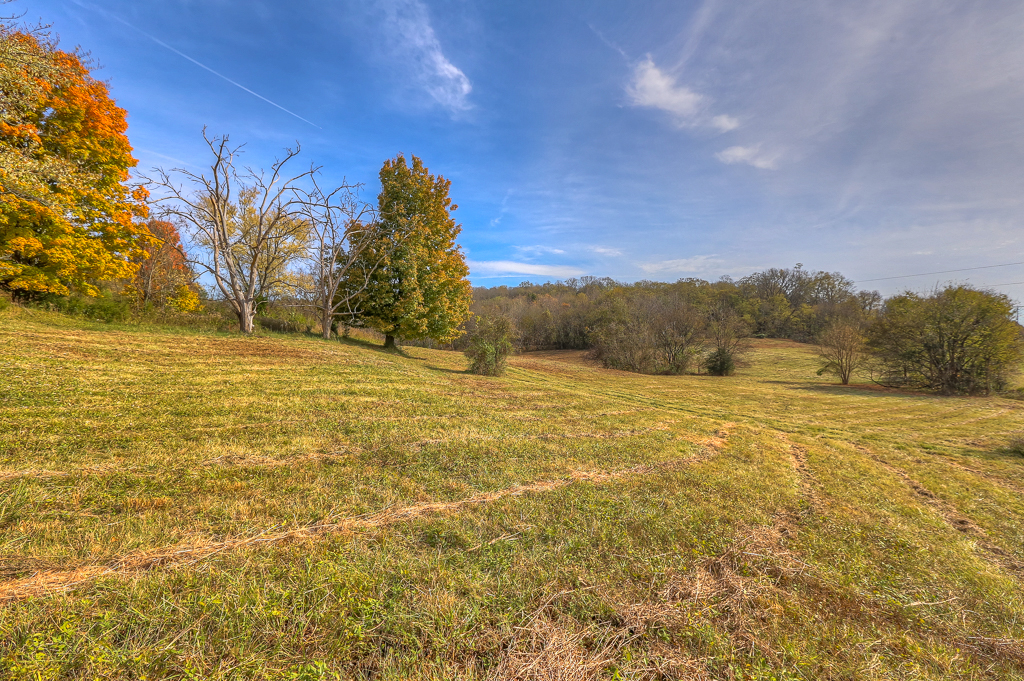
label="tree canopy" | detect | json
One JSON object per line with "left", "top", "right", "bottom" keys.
{"left": 344, "top": 154, "right": 471, "bottom": 347}
{"left": 867, "top": 285, "right": 1022, "bottom": 395}
{"left": 0, "top": 21, "right": 148, "bottom": 297}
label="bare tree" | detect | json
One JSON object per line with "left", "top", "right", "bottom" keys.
{"left": 294, "top": 176, "right": 388, "bottom": 339}
{"left": 818, "top": 321, "right": 864, "bottom": 385}
{"left": 703, "top": 305, "right": 750, "bottom": 376}
{"left": 147, "top": 131, "right": 313, "bottom": 333}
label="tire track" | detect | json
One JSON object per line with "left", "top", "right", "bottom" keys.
{"left": 1, "top": 433, "right": 730, "bottom": 604}
{"left": 859, "top": 446, "right": 1024, "bottom": 577}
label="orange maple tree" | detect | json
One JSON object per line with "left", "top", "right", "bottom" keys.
{"left": 128, "top": 219, "right": 202, "bottom": 312}
{"left": 0, "top": 22, "right": 149, "bottom": 297}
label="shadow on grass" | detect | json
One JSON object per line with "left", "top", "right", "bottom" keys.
{"left": 424, "top": 365, "right": 471, "bottom": 375}
{"left": 330, "top": 334, "right": 419, "bottom": 358}
{"left": 770, "top": 381, "right": 942, "bottom": 399}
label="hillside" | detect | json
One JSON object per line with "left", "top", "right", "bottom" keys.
{"left": 1, "top": 306, "right": 1023, "bottom": 680}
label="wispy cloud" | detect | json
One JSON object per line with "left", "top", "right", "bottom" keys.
{"left": 469, "top": 260, "right": 584, "bottom": 278}
{"left": 589, "top": 246, "right": 623, "bottom": 256}
{"left": 715, "top": 145, "right": 780, "bottom": 170}
{"left": 379, "top": 0, "right": 472, "bottom": 111}
{"left": 627, "top": 57, "right": 735, "bottom": 132}
{"left": 639, "top": 255, "right": 724, "bottom": 274}
{"left": 628, "top": 58, "right": 704, "bottom": 120}
{"left": 515, "top": 245, "right": 566, "bottom": 256}
{"left": 711, "top": 114, "right": 740, "bottom": 132}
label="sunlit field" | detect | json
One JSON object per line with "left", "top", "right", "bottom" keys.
{"left": 2, "top": 304, "right": 1023, "bottom": 680}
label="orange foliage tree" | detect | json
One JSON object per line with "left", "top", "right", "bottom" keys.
{"left": 0, "top": 20, "right": 149, "bottom": 298}
{"left": 128, "top": 219, "right": 202, "bottom": 312}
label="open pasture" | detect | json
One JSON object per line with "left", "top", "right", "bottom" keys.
{"left": 1, "top": 306, "right": 1023, "bottom": 680}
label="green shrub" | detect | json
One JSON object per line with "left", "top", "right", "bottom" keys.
{"left": 465, "top": 315, "right": 515, "bottom": 376}
{"left": 38, "top": 292, "right": 131, "bottom": 323}
{"left": 704, "top": 347, "right": 736, "bottom": 376}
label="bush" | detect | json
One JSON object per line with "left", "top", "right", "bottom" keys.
{"left": 40, "top": 292, "right": 130, "bottom": 323}
{"left": 703, "top": 347, "right": 736, "bottom": 376}
{"left": 702, "top": 305, "right": 749, "bottom": 376}
{"left": 465, "top": 315, "right": 515, "bottom": 376}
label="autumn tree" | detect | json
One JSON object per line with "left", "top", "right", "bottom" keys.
{"left": 127, "top": 219, "right": 201, "bottom": 312}
{"left": 344, "top": 154, "right": 471, "bottom": 348}
{"left": 0, "top": 17, "right": 149, "bottom": 298}
{"left": 817, "top": 321, "right": 864, "bottom": 385}
{"left": 148, "top": 132, "right": 312, "bottom": 333}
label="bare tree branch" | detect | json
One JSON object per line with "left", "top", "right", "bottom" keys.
{"left": 144, "top": 129, "right": 313, "bottom": 334}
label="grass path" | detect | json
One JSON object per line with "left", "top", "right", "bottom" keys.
{"left": 1, "top": 445, "right": 726, "bottom": 603}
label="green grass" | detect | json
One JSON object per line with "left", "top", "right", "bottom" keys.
{"left": 1, "top": 305, "right": 1023, "bottom": 680}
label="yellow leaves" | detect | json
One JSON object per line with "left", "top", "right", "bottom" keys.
{"left": 0, "top": 27, "right": 147, "bottom": 296}
{"left": 350, "top": 153, "right": 471, "bottom": 342}
{"left": 170, "top": 286, "right": 203, "bottom": 313}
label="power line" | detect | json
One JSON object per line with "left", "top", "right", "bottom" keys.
{"left": 856, "top": 261, "right": 1024, "bottom": 283}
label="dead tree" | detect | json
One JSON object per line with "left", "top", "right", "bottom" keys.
{"left": 294, "top": 176, "right": 390, "bottom": 339}
{"left": 147, "top": 130, "right": 313, "bottom": 334}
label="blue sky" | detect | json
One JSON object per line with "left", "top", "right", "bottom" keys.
{"left": 28, "top": 0, "right": 1024, "bottom": 298}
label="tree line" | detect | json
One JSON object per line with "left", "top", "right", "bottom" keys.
{"left": 464, "top": 270, "right": 1022, "bottom": 395}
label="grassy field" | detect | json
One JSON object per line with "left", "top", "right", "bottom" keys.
{"left": 1, "top": 304, "right": 1023, "bottom": 680}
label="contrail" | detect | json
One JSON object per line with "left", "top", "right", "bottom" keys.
{"left": 70, "top": 1, "right": 321, "bottom": 129}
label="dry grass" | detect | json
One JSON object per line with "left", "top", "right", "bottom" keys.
{"left": 1, "top": 305, "right": 1023, "bottom": 679}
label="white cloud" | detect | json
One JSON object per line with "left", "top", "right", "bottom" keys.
{"left": 628, "top": 58, "right": 704, "bottom": 120}
{"left": 515, "top": 245, "right": 566, "bottom": 256}
{"left": 379, "top": 0, "right": 472, "bottom": 111}
{"left": 711, "top": 114, "right": 740, "bottom": 132}
{"left": 715, "top": 145, "right": 780, "bottom": 170}
{"left": 589, "top": 246, "right": 623, "bottom": 256}
{"left": 627, "top": 57, "right": 737, "bottom": 132}
{"left": 639, "top": 255, "right": 724, "bottom": 274}
{"left": 468, "top": 260, "right": 585, "bottom": 278}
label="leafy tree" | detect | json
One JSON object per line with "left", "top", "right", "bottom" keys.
{"left": 127, "top": 219, "right": 201, "bottom": 312}
{"left": 465, "top": 315, "right": 515, "bottom": 376}
{"left": 817, "top": 321, "right": 864, "bottom": 385}
{"left": 867, "top": 285, "right": 1022, "bottom": 395}
{"left": 0, "top": 18, "right": 149, "bottom": 298}
{"left": 346, "top": 154, "right": 471, "bottom": 348}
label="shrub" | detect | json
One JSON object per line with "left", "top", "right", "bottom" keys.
{"left": 702, "top": 305, "right": 749, "bottom": 376}
{"left": 1006, "top": 434, "right": 1024, "bottom": 456}
{"left": 703, "top": 347, "right": 736, "bottom": 376}
{"left": 465, "top": 315, "right": 515, "bottom": 376}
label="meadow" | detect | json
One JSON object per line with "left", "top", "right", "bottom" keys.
{"left": 1, "top": 304, "right": 1023, "bottom": 680}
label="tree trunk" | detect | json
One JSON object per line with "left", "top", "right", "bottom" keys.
{"left": 321, "top": 308, "right": 332, "bottom": 339}
{"left": 238, "top": 302, "right": 256, "bottom": 334}
{"left": 384, "top": 334, "right": 396, "bottom": 349}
